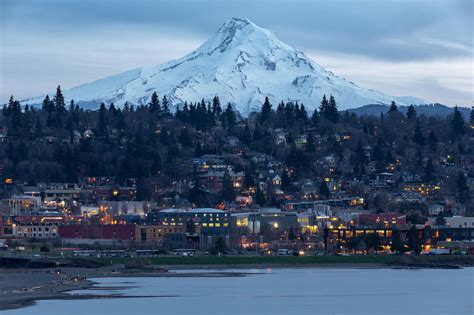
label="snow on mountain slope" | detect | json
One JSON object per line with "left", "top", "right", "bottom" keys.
{"left": 24, "top": 18, "right": 424, "bottom": 114}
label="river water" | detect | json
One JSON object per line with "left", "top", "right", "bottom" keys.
{"left": 5, "top": 268, "right": 473, "bottom": 315}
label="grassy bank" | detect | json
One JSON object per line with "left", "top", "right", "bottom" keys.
{"left": 90, "top": 255, "right": 399, "bottom": 266}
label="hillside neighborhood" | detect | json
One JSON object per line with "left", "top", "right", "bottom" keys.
{"left": 0, "top": 88, "right": 473, "bottom": 257}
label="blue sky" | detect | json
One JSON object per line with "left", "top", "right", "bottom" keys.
{"left": 1, "top": 0, "right": 472, "bottom": 106}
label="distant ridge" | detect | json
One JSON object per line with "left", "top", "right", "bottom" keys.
{"left": 349, "top": 103, "right": 471, "bottom": 119}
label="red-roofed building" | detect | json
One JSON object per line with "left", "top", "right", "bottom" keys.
{"left": 59, "top": 224, "right": 136, "bottom": 240}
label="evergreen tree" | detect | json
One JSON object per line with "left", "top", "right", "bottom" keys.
{"left": 407, "top": 226, "right": 421, "bottom": 255}
{"left": 194, "top": 142, "right": 203, "bottom": 157}
{"left": 320, "top": 95, "right": 338, "bottom": 122}
{"left": 298, "top": 104, "right": 308, "bottom": 123}
{"left": 214, "top": 237, "right": 227, "bottom": 253}
{"left": 148, "top": 92, "right": 161, "bottom": 115}
{"left": 319, "top": 181, "right": 330, "bottom": 199}
{"left": 53, "top": 85, "right": 66, "bottom": 112}
{"left": 366, "top": 233, "right": 382, "bottom": 252}
{"left": 306, "top": 133, "right": 315, "bottom": 152}
{"left": 178, "top": 127, "right": 193, "bottom": 147}
{"left": 221, "top": 171, "right": 236, "bottom": 202}
{"left": 311, "top": 108, "right": 319, "bottom": 127}
{"left": 451, "top": 106, "right": 465, "bottom": 136}
{"left": 390, "top": 229, "right": 407, "bottom": 253}
{"left": 223, "top": 103, "right": 236, "bottom": 129}
{"left": 124, "top": 101, "right": 130, "bottom": 112}
{"left": 242, "top": 123, "right": 252, "bottom": 145}
{"left": 109, "top": 102, "right": 117, "bottom": 115}
{"left": 326, "top": 95, "right": 339, "bottom": 122}
{"left": 428, "top": 129, "right": 438, "bottom": 151}
{"left": 319, "top": 95, "right": 329, "bottom": 116}
{"left": 388, "top": 101, "right": 398, "bottom": 113}
{"left": 413, "top": 119, "right": 425, "bottom": 146}
{"left": 259, "top": 96, "right": 272, "bottom": 124}
{"left": 281, "top": 170, "right": 292, "bottom": 192}
{"left": 97, "top": 102, "right": 108, "bottom": 136}
{"left": 42, "top": 95, "right": 54, "bottom": 112}
{"left": 162, "top": 95, "right": 170, "bottom": 115}
{"left": 255, "top": 187, "right": 266, "bottom": 206}
{"left": 470, "top": 107, "right": 474, "bottom": 127}
{"left": 456, "top": 172, "right": 470, "bottom": 203}
{"left": 243, "top": 166, "right": 256, "bottom": 188}
{"left": 68, "top": 99, "right": 75, "bottom": 112}
{"left": 424, "top": 158, "right": 435, "bottom": 182}
{"left": 211, "top": 96, "right": 222, "bottom": 117}
{"left": 406, "top": 105, "right": 417, "bottom": 120}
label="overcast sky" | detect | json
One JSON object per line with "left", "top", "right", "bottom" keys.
{"left": 1, "top": 0, "right": 472, "bottom": 106}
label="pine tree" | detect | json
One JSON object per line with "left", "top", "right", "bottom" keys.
{"left": 259, "top": 96, "right": 272, "bottom": 124}
{"left": 319, "top": 95, "right": 329, "bottom": 115}
{"left": 242, "top": 123, "right": 252, "bottom": 145}
{"left": 281, "top": 170, "right": 292, "bottom": 192}
{"left": 255, "top": 187, "right": 266, "bottom": 206}
{"left": 221, "top": 171, "right": 236, "bottom": 202}
{"left": 42, "top": 95, "right": 54, "bottom": 112}
{"left": 470, "top": 107, "right": 474, "bottom": 128}
{"left": 68, "top": 99, "right": 75, "bottom": 112}
{"left": 298, "top": 104, "right": 308, "bottom": 123}
{"left": 243, "top": 167, "right": 255, "bottom": 188}
{"left": 320, "top": 95, "right": 338, "bottom": 122}
{"left": 311, "top": 108, "right": 319, "bottom": 127}
{"left": 406, "top": 105, "right": 417, "bottom": 120}
{"left": 211, "top": 96, "right": 222, "bottom": 117}
{"left": 451, "top": 106, "right": 465, "bottom": 136}
{"left": 327, "top": 95, "right": 339, "bottom": 122}
{"left": 390, "top": 229, "right": 407, "bottom": 253}
{"left": 124, "top": 101, "right": 130, "bottom": 112}
{"left": 97, "top": 102, "right": 107, "bottom": 136}
{"left": 53, "top": 85, "right": 66, "bottom": 113}
{"left": 424, "top": 158, "right": 435, "bottom": 182}
{"left": 319, "top": 181, "right": 330, "bottom": 199}
{"left": 306, "top": 133, "right": 315, "bottom": 152}
{"left": 407, "top": 226, "right": 421, "bottom": 255}
{"left": 223, "top": 103, "right": 236, "bottom": 129}
{"left": 162, "top": 95, "right": 170, "bottom": 115}
{"left": 413, "top": 119, "right": 425, "bottom": 146}
{"left": 456, "top": 172, "right": 470, "bottom": 203}
{"left": 109, "top": 102, "right": 116, "bottom": 113}
{"left": 428, "top": 130, "right": 438, "bottom": 151}
{"left": 194, "top": 142, "right": 204, "bottom": 157}
{"left": 178, "top": 127, "right": 193, "bottom": 147}
{"left": 388, "top": 101, "right": 398, "bottom": 113}
{"left": 148, "top": 92, "right": 161, "bottom": 115}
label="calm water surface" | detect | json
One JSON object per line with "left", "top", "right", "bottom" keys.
{"left": 5, "top": 268, "right": 473, "bottom": 315}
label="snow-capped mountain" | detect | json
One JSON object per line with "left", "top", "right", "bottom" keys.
{"left": 24, "top": 17, "right": 424, "bottom": 114}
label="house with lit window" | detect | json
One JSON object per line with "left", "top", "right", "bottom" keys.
{"left": 14, "top": 223, "right": 59, "bottom": 239}
{"left": 135, "top": 224, "right": 189, "bottom": 243}
{"left": 146, "top": 208, "right": 230, "bottom": 235}
{"left": 92, "top": 187, "right": 137, "bottom": 202}
{"left": 2, "top": 195, "right": 41, "bottom": 215}
{"left": 198, "top": 170, "right": 244, "bottom": 192}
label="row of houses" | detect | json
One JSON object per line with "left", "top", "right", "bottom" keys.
{"left": 1, "top": 207, "right": 473, "bottom": 253}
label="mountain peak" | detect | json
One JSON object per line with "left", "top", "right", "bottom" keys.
{"left": 226, "top": 17, "right": 253, "bottom": 28}
{"left": 23, "top": 18, "right": 425, "bottom": 114}
{"left": 199, "top": 17, "right": 286, "bottom": 55}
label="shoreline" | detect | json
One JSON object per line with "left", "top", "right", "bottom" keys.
{"left": 1, "top": 260, "right": 471, "bottom": 311}
{"left": 0, "top": 266, "right": 255, "bottom": 311}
